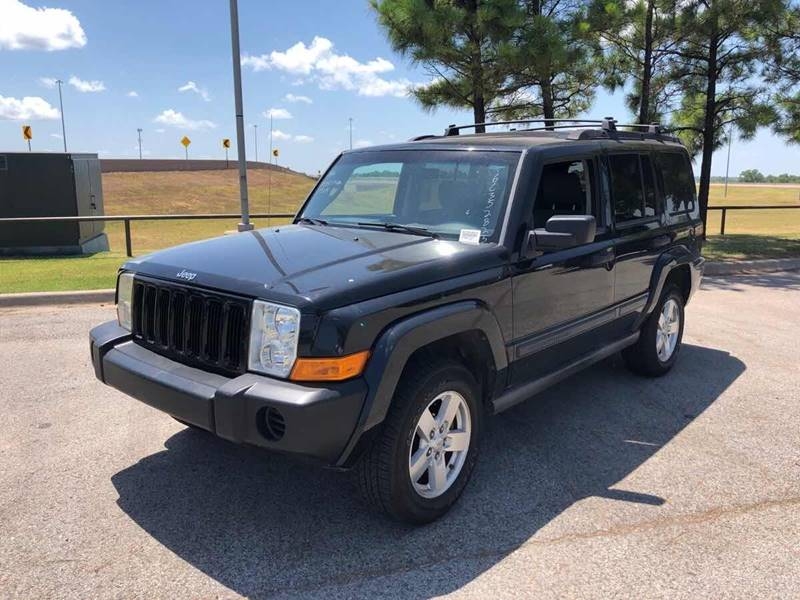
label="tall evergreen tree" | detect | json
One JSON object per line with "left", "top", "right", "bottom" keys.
{"left": 371, "top": 0, "right": 524, "bottom": 131}
{"left": 491, "top": 1, "right": 599, "bottom": 127}
{"left": 588, "top": 0, "right": 681, "bottom": 124}
{"left": 764, "top": 5, "right": 800, "bottom": 144}
{"left": 667, "top": 0, "right": 785, "bottom": 230}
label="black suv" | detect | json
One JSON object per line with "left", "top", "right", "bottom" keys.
{"left": 90, "top": 118, "right": 704, "bottom": 523}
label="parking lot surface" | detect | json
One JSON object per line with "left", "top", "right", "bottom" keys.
{"left": 1, "top": 271, "right": 798, "bottom": 599}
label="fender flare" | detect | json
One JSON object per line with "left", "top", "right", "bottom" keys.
{"left": 335, "top": 300, "right": 507, "bottom": 466}
{"left": 640, "top": 245, "right": 694, "bottom": 321}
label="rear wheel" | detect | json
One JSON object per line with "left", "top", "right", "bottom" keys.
{"left": 624, "top": 284, "right": 685, "bottom": 377}
{"left": 357, "top": 359, "right": 482, "bottom": 524}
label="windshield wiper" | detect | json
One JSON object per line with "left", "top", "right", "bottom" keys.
{"left": 356, "top": 221, "right": 439, "bottom": 239}
{"left": 297, "top": 216, "right": 329, "bottom": 226}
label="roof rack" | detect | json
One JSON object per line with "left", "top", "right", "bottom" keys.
{"left": 436, "top": 117, "right": 679, "bottom": 143}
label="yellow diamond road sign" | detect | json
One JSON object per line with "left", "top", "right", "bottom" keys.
{"left": 22, "top": 125, "right": 32, "bottom": 140}
{"left": 181, "top": 136, "right": 191, "bottom": 147}
{"left": 222, "top": 138, "right": 231, "bottom": 149}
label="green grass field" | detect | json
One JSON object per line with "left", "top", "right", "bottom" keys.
{"left": 1, "top": 176, "right": 798, "bottom": 293}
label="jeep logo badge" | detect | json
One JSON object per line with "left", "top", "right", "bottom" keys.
{"left": 176, "top": 269, "right": 197, "bottom": 281}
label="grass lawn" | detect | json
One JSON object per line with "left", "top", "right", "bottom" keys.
{"left": 1, "top": 178, "right": 799, "bottom": 294}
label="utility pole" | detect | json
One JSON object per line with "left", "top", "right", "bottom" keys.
{"left": 724, "top": 122, "right": 733, "bottom": 199}
{"left": 229, "top": 0, "right": 252, "bottom": 232}
{"left": 349, "top": 117, "right": 353, "bottom": 150}
{"left": 137, "top": 128, "right": 143, "bottom": 160}
{"left": 56, "top": 79, "right": 67, "bottom": 152}
{"left": 268, "top": 112, "right": 273, "bottom": 221}
{"left": 253, "top": 123, "right": 258, "bottom": 162}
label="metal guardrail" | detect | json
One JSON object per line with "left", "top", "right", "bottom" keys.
{"left": 1, "top": 206, "right": 797, "bottom": 256}
{"left": 707, "top": 205, "right": 800, "bottom": 235}
{"left": 0, "top": 213, "right": 295, "bottom": 257}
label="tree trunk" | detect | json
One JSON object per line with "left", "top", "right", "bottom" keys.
{"left": 698, "top": 27, "right": 719, "bottom": 236}
{"left": 474, "top": 94, "right": 486, "bottom": 133}
{"left": 638, "top": 0, "right": 655, "bottom": 124}
{"left": 541, "top": 77, "right": 555, "bottom": 129}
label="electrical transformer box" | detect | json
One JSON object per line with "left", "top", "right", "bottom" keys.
{"left": 0, "top": 152, "right": 109, "bottom": 255}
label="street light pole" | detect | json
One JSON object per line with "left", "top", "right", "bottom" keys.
{"left": 253, "top": 123, "right": 258, "bottom": 162}
{"left": 229, "top": 0, "right": 252, "bottom": 232}
{"left": 137, "top": 128, "right": 143, "bottom": 160}
{"left": 56, "top": 79, "right": 67, "bottom": 152}
{"left": 268, "top": 112, "right": 273, "bottom": 219}
{"left": 349, "top": 117, "right": 353, "bottom": 150}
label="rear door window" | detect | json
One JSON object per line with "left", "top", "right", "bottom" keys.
{"left": 609, "top": 154, "right": 645, "bottom": 223}
{"left": 641, "top": 155, "right": 658, "bottom": 216}
{"left": 657, "top": 152, "right": 696, "bottom": 214}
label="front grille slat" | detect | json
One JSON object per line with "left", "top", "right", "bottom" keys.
{"left": 130, "top": 276, "right": 251, "bottom": 377}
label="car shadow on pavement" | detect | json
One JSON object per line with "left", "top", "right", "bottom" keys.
{"left": 111, "top": 344, "right": 745, "bottom": 599}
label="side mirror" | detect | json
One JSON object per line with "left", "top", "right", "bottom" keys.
{"left": 527, "top": 215, "right": 596, "bottom": 254}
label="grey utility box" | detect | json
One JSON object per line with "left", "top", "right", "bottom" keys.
{"left": 0, "top": 152, "right": 109, "bottom": 256}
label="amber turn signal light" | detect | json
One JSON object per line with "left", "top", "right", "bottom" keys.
{"left": 289, "top": 350, "right": 370, "bottom": 382}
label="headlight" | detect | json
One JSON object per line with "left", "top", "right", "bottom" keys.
{"left": 248, "top": 300, "right": 300, "bottom": 378}
{"left": 116, "top": 272, "right": 134, "bottom": 331}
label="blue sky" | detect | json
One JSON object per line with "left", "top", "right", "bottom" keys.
{"left": 1, "top": 0, "right": 798, "bottom": 177}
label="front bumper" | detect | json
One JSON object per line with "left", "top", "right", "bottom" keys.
{"left": 90, "top": 321, "right": 367, "bottom": 466}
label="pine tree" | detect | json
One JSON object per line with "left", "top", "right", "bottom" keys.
{"left": 667, "top": 0, "right": 786, "bottom": 229}
{"left": 491, "top": 1, "right": 599, "bottom": 127}
{"left": 371, "top": 0, "right": 524, "bottom": 131}
{"left": 764, "top": 5, "right": 800, "bottom": 144}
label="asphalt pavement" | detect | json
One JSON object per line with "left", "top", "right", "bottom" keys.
{"left": 1, "top": 272, "right": 798, "bottom": 599}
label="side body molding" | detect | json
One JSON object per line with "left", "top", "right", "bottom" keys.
{"left": 335, "top": 300, "right": 508, "bottom": 466}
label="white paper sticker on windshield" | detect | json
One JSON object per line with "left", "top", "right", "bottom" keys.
{"left": 459, "top": 229, "right": 481, "bottom": 245}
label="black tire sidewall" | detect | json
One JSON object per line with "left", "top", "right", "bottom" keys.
{"left": 388, "top": 363, "right": 482, "bottom": 523}
{"left": 646, "top": 286, "right": 685, "bottom": 371}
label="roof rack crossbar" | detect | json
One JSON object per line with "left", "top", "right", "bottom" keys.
{"left": 441, "top": 116, "right": 666, "bottom": 138}
{"left": 444, "top": 119, "right": 605, "bottom": 136}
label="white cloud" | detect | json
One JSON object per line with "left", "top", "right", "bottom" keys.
{"left": 68, "top": 75, "right": 105, "bottom": 93}
{"left": 178, "top": 80, "right": 211, "bottom": 102}
{"left": 271, "top": 129, "right": 291, "bottom": 141}
{"left": 294, "top": 135, "right": 314, "bottom": 143}
{"left": 154, "top": 128, "right": 165, "bottom": 133}
{"left": 39, "top": 77, "right": 58, "bottom": 88}
{"left": 0, "top": 95, "right": 59, "bottom": 120}
{"left": 285, "top": 93, "right": 312, "bottom": 104}
{"left": 354, "top": 139, "right": 372, "bottom": 148}
{"left": 126, "top": 90, "right": 139, "bottom": 98}
{"left": 153, "top": 109, "right": 216, "bottom": 130}
{"left": 0, "top": 0, "right": 86, "bottom": 51}
{"left": 264, "top": 107, "right": 292, "bottom": 120}
{"left": 50, "top": 132, "right": 62, "bottom": 139}
{"left": 243, "top": 36, "right": 412, "bottom": 98}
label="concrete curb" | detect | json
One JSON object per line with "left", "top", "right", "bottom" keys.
{"left": 0, "top": 289, "right": 115, "bottom": 308}
{"left": 704, "top": 257, "right": 800, "bottom": 276}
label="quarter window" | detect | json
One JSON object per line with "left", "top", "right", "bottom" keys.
{"left": 533, "top": 160, "right": 594, "bottom": 229}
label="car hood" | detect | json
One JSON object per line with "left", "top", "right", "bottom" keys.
{"left": 124, "top": 224, "right": 508, "bottom": 310}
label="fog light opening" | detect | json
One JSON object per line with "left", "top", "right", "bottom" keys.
{"left": 258, "top": 406, "right": 286, "bottom": 442}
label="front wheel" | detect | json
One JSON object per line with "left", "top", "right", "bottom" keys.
{"left": 624, "top": 285, "right": 685, "bottom": 377}
{"left": 357, "top": 359, "right": 482, "bottom": 524}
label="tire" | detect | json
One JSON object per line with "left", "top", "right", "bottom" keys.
{"left": 623, "top": 284, "right": 685, "bottom": 377}
{"left": 357, "top": 358, "right": 483, "bottom": 524}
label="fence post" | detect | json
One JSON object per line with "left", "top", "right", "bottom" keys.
{"left": 720, "top": 208, "right": 726, "bottom": 236}
{"left": 124, "top": 219, "right": 132, "bottom": 257}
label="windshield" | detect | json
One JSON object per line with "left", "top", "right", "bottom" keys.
{"left": 299, "top": 150, "right": 521, "bottom": 243}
